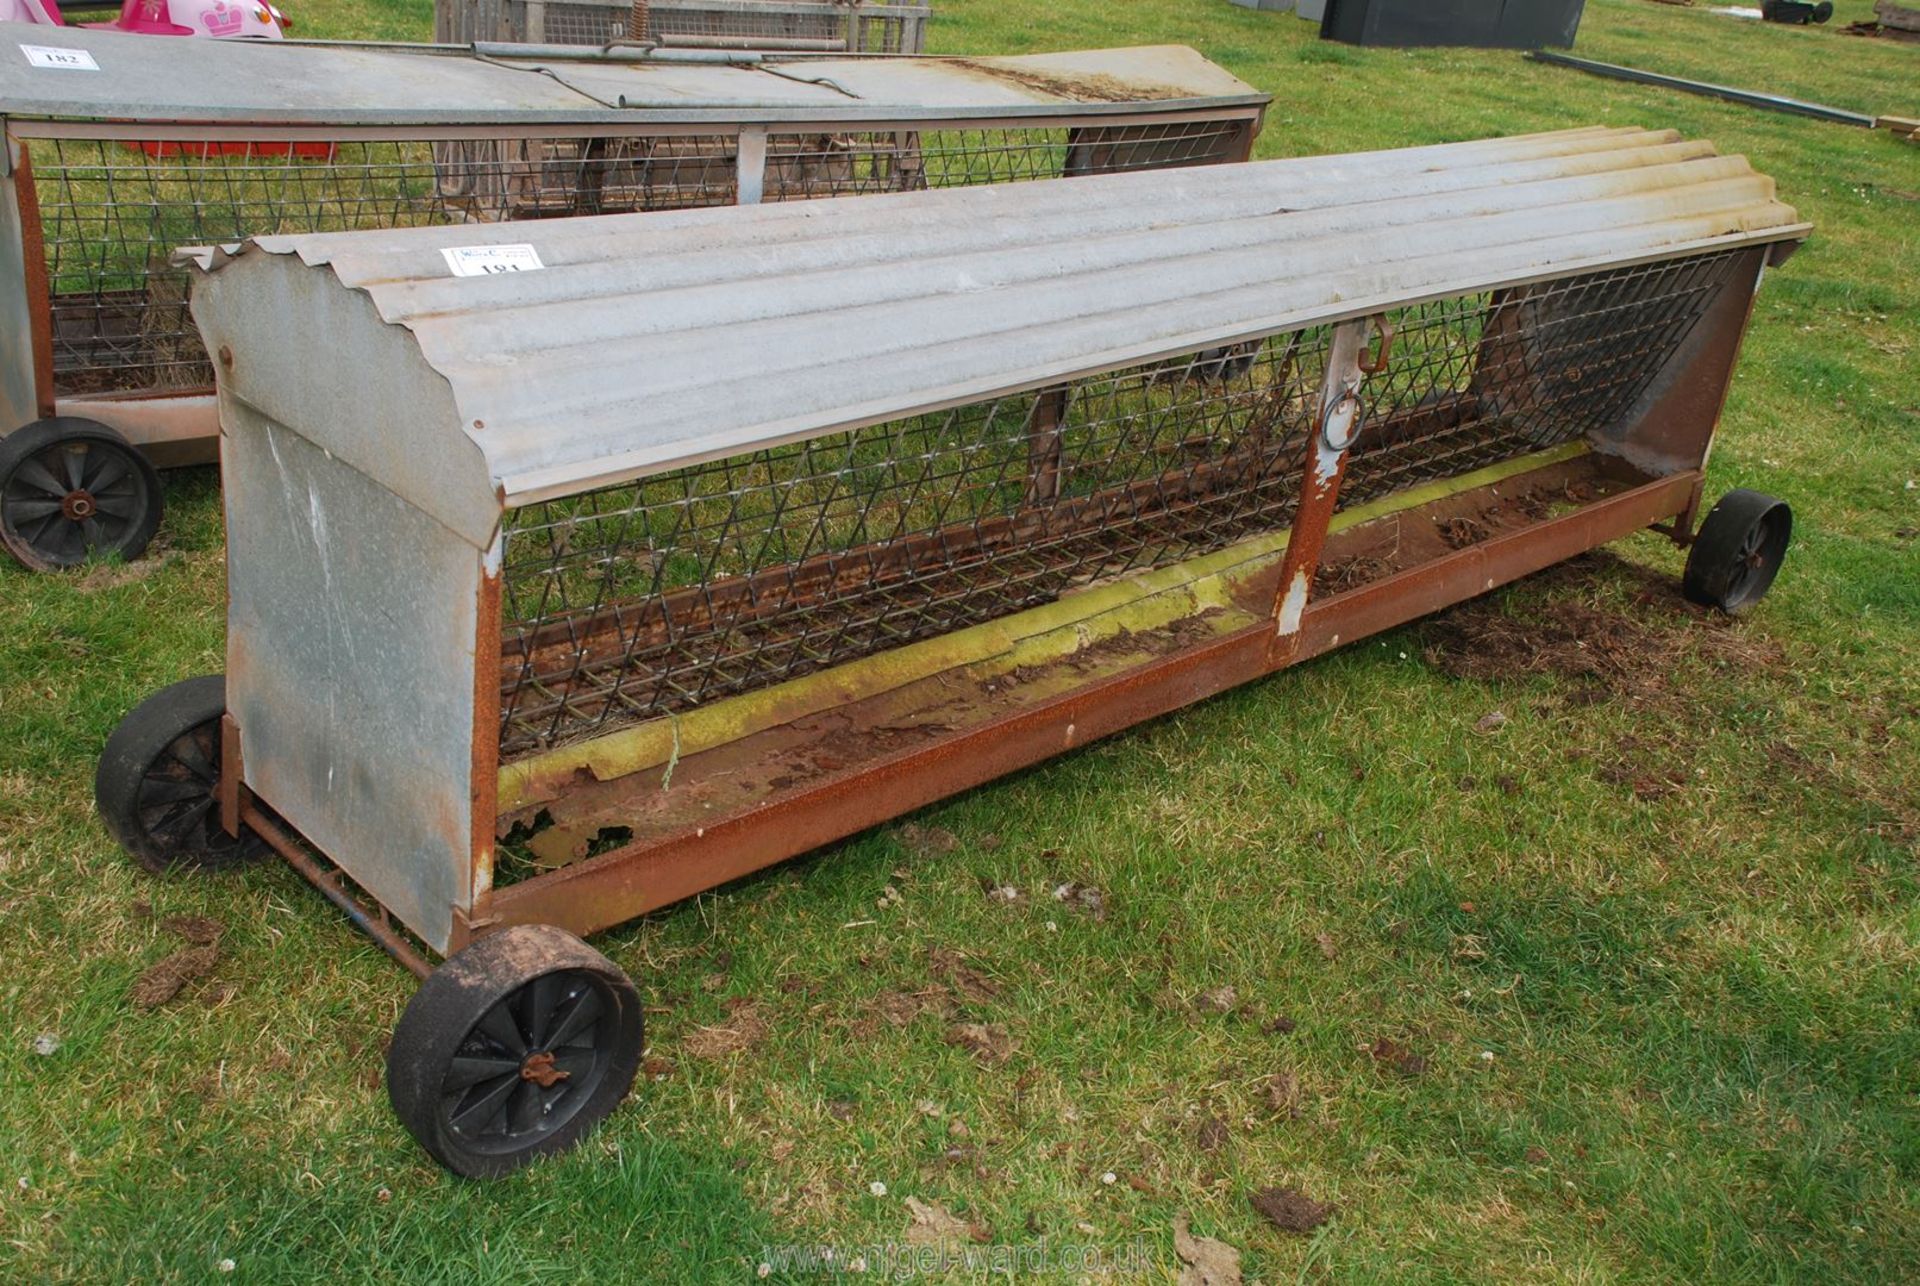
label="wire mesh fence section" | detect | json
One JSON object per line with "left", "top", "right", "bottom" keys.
{"left": 762, "top": 120, "right": 1250, "bottom": 198}
{"left": 496, "top": 333, "right": 1333, "bottom": 756}
{"left": 1339, "top": 250, "right": 1747, "bottom": 510}
{"left": 32, "top": 137, "right": 549, "bottom": 394}
{"left": 451, "top": 0, "right": 931, "bottom": 51}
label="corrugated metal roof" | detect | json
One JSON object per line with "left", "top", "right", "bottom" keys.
{"left": 0, "top": 25, "right": 1264, "bottom": 123}
{"left": 189, "top": 126, "right": 1808, "bottom": 509}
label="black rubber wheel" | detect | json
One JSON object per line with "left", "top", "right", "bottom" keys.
{"left": 388, "top": 925, "right": 644, "bottom": 1178}
{"left": 95, "top": 674, "right": 268, "bottom": 874}
{"left": 1682, "top": 489, "right": 1792, "bottom": 615}
{"left": 0, "top": 417, "right": 163, "bottom": 572}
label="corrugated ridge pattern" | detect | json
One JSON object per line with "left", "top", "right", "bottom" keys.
{"left": 227, "top": 127, "right": 1807, "bottom": 502}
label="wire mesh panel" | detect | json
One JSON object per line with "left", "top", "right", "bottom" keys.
{"left": 496, "top": 333, "right": 1331, "bottom": 755}
{"left": 761, "top": 119, "right": 1252, "bottom": 198}
{"left": 1338, "top": 250, "right": 1748, "bottom": 509}
{"left": 448, "top": 0, "right": 931, "bottom": 51}
{"left": 493, "top": 248, "right": 1748, "bottom": 758}
{"left": 34, "top": 137, "right": 494, "bottom": 395}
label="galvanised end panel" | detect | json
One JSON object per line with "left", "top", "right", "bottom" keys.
{"left": 222, "top": 399, "right": 484, "bottom": 954}
{"left": 186, "top": 251, "right": 497, "bottom": 549}
{"left": 0, "top": 137, "right": 39, "bottom": 434}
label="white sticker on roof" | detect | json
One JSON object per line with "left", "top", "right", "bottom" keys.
{"left": 441, "top": 244, "right": 545, "bottom": 278}
{"left": 21, "top": 45, "right": 101, "bottom": 72}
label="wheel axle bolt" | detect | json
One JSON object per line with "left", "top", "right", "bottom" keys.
{"left": 519, "top": 1051, "right": 569, "bottom": 1089}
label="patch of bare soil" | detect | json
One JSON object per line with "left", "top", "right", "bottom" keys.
{"left": 1420, "top": 552, "right": 1785, "bottom": 708}
{"left": 76, "top": 553, "right": 176, "bottom": 594}
{"left": 1368, "top": 1037, "right": 1428, "bottom": 1078}
{"left": 896, "top": 822, "right": 960, "bottom": 859}
{"left": 929, "top": 947, "right": 1002, "bottom": 1005}
{"left": 1050, "top": 881, "right": 1108, "bottom": 919}
{"left": 1262, "top": 1071, "right": 1301, "bottom": 1119}
{"left": 159, "top": 914, "right": 225, "bottom": 946}
{"left": 875, "top": 987, "right": 955, "bottom": 1028}
{"left": 1194, "top": 985, "right": 1240, "bottom": 1014}
{"left": 128, "top": 912, "right": 230, "bottom": 1009}
{"left": 1173, "top": 1214, "right": 1242, "bottom": 1286}
{"left": 682, "top": 997, "right": 769, "bottom": 1059}
{"left": 1251, "top": 1186, "right": 1334, "bottom": 1234}
{"left": 903, "top": 1196, "right": 992, "bottom": 1247}
{"left": 945, "top": 1022, "right": 1014, "bottom": 1065}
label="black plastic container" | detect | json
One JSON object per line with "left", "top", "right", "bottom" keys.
{"left": 1321, "top": 0, "right": 1586, "bottom": 49}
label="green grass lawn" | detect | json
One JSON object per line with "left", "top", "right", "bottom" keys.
{"left": 2, "top": 0, "right": 1917, "bottom": 1280}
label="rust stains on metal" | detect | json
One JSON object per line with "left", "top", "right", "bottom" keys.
{"left": 479, "top": 449, "right": 1696, "bottom": 943}
{"left": 1270, "top": 318, "right": 1371, "bottom": 660}
{"left": 467, "top": 551, "right": 506, "bottom": 937}
{"left": 943, "top": 58, "right": 1192, "bottom": 104}
{"left": 519, "top": 1051, "right": 570, "bottom": 1088}
{"left": 242, "top": 803, "right": 436, "bottom": 980}
{"left": 15, "top": 144, "right": 56, "bottom": 419}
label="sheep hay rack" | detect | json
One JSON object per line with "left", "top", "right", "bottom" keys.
{"left": 0, "top": 25, "right": 1263, "bottom": 568}
{"left": 99, "top": 125, "right": 1806, "bottom": 1175}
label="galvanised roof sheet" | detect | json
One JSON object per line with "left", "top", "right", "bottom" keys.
{"left": 0, "top": 26, "right": 1266, "bottom": 124}
{"left": 187, "top": 126, "right": 1808, "bottom": 509}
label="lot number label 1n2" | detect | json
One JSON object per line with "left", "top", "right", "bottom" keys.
{"left": 21, "top": 45, "right": 101, "bottom": 71}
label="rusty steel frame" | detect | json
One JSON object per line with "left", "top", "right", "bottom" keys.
{"left": 217, "top": 711, "right": 436, "bottom": 977}
{"left": 467, "top": 466, "right": 1702, "bottom": 942}
{"left": 209, "top": 240, "right": 1780, "bottom": 967}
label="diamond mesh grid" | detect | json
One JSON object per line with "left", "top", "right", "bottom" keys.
{"left": 497, "top": 334, "right": 1329, "bottom": 755}
{"left": 1338, "top": 251, "right": 1746, "bottom": 509}
{"left": 26, "top": 117, "right": 1242, "bottom": 395}
{"left": 762, "top": 121, "right": 1249, "bottom": 198}
{"left": 495, "top": 249, "right": 1745, "bottom": 759}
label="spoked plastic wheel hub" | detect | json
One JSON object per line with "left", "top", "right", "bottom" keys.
{"left": 0, "top": 418, "right": 163, "bottom": 572}
{"left": 388, "top": 925, "right": 644, "bottom": 1177}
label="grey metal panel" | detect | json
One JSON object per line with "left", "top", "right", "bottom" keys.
{"left": 222, "top": 397, "right": 482, "bottom": 954}
{"left": 0, "top": 137, "right": 36, "bottom": 433}
{"left": 188, "top": 127, "right": 1807, "bottom": 508}
{"left": 0, "top": 26, "right": 1266, "bottom": 124}
{"left": 187, "top": 252, "right": 496, "bottom": 548}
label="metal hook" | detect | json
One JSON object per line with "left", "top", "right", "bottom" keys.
{"left": 1357, "top": 313, "right": 1395, "bottom": 376}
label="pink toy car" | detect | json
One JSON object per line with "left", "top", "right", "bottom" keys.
{"left": 2, "top": 0, "right": 287, "bottom": 40}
